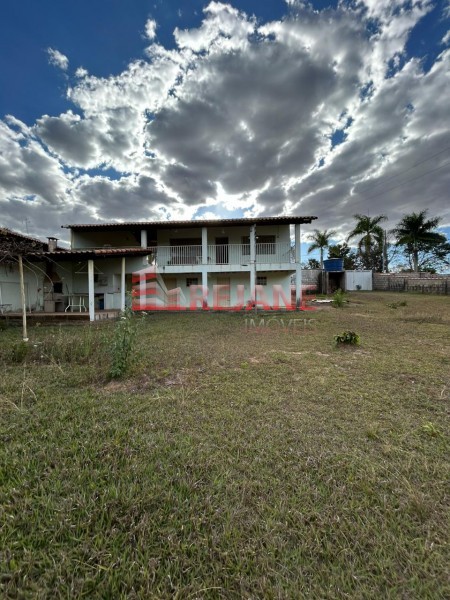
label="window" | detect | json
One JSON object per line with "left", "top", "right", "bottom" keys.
{"left": 256, "top": 275, "right": 267, "bottom": 286}
{"left": 241, "top": 235, "right": 276, "bottom": 255}
{"left": 186, "top": 277, "right": 199, "bottom": 287}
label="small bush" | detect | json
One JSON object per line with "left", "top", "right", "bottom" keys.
{"left": 109, "top": 307, "right": 137, "bottom": 379}
{"left": 334, "top": 331, "right": 360, "bottom": 346}
{"left": 332, "top": 289, "right": 347, "bottom": 308}
{"left": 387, "top": 301, "right": 407, "bottom": 309}
{"left": 10, "top": 341, "right": 30, "bottom": 363}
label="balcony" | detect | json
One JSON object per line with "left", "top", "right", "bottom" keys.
{"left": 152, "top": 243, "right": 293, "bottom": 267}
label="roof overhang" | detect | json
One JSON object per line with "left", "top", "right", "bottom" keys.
{"left": 62, "top": 215, "right": 318, "bottom": 231}
{"left": 23, "top": 248, "right": 152, "bottom": 261}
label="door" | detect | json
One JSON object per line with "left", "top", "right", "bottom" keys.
{"left": 216, "top": 277, "right": 230, "bottom": 307}
{"left": 215, "top": 237, "right": 229, "bottom": 264}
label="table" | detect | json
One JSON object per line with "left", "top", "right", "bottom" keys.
{"left": 65, "top": 294, "right": 88, "bottom": 312}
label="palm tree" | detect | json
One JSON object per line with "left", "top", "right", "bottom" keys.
{"left": 307, "top": 229, "right": 337, "bottom": 269}
{"left": 347, "top": 214, "right": 387, "bottom": 270}
{"left": 391, "top": 210, "right": 446, "bottom": 272}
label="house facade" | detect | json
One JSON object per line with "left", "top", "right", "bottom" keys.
{"left": 1, "top": 215, "right": 317, "bottom": 320}
{"left": 64, "top": 215, "right": 317, "bottom": 318}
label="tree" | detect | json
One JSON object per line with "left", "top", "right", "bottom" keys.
{"left": 391, "top": 210, "right": 448, "bottom": 272}
{"left": 347, "top": 214, "right": 387, "bottom": 271}
{"left": 302, "top": 258, "right": 321, "bottom": 269}
{"left": 307, "top": 229, "right": 337, "bottom": 269}
{"left": 328, "top": 243, "right": 362, "bottom": 270}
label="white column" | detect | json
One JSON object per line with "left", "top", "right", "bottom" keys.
{"left": 295, "top": 224, "right": 302, "bottom": 310}
{"left": 88, "top": 259, "right": 95, "bottom": 322}
{"left": 202, "top": 269, "right": 208, "bottom": 308}
{"left": 120, "top": 257, "right": 126, "bottom": 312}
{"left": 202, "top": 227, "right": 208, "bottom": 265}
{"left": 141, "top": 229, "right": 148, "bottom": 265}
{"left": 250, "top": 224, "right": 256, "bottom": 302}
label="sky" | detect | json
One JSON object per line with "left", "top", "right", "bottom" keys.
{"left": 0, "top": 0, "right": 449, "bottom": 250}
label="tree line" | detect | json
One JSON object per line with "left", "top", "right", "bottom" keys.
{"left": 306, "top": 210, "right": 450, "bottom": 273}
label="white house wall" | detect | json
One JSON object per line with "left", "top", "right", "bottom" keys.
{"left": 0, "top": 261, "right": 45, "bottom": 311}
{"left": 160, "top": 272, "right": 292, "bottom": 309}
{"left": 156, "top": 224, "right": 290, "bottom": 246}
{"left": 71, "top": 230, "right": 140, "bottom": 249}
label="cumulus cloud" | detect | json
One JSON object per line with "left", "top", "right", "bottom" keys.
{"left": 47, "top": 47, "right": 69, "bottom": 70}
{"left": 1, "top": 1, "right": 449, "bottom": 241}
{"left": 145, "top": 18, "right": 157, "bottom": 40}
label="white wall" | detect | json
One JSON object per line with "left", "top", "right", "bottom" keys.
{"left": 0, "top": 261, "right": 45, "bottom": 311}
{"left": 157, "top": 224, "right": 290, "bottom": 246}
{"left": 158, "top": 272, "right": 292, "bottom": 309}
{"left": 345, "top": 270, "right": 373, "bottom": 291}
{"left": 71, "top": 230, "right": 140, "bottom": 248}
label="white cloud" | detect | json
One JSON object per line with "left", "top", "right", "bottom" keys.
{"left": 1, "top": 1, "right": 449, "bottom": 240}
{"left": 47, "top": 47, "right": 69, "bottom": 71}
{"left": 145, "top": 18, "right": 157, "bottom": 40}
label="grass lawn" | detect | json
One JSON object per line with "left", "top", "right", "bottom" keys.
{"left": 1, "top": 292, "right": 449, "bottom": 598}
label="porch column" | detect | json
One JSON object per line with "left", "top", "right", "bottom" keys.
{"left": 202, "top": 227, "right": 208, "bottom": 265}
{"left": 120, "top": 257, "right": 126, "bottom": 312}
{"left": 295, "top": 223, "right": 302, "bottom": 309}
{"left": 202, "top": 269, "right": 208, "bottom": 308}
{"left": 88, "top": 259, "right": 95, "bottom": 322}
{"left": 250, "top": 224, "right": 256, "bottom": 302}
{"left": 141, "top": 229, "right": 148, "bottom": 265}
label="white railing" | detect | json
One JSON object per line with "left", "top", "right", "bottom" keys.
{"left": 153, "top": 243, "right": 292, "bottom": 266}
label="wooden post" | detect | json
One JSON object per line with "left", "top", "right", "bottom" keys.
{"left": 120, "top": 257, "right": 126, "bottom": 312}
{"left": 18, "top": 255, "right": 28, "bottom": 341}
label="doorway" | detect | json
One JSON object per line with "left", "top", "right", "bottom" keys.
{"left": 215, "top": 237, "right": 229, "bottom": 264}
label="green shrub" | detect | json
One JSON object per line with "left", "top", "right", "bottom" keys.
{"left": 109, "top": 307, "right": 137, "bottom": 379}
{"left": 387, "top": 301, "right": 407, "bottom": 309}
{"left": 10, "top": 341, "right": 30, "bottom": 363}
{"left": 332, "top": 288, "right": 347, "bottom": 308}
{"left": 334, "top": 331, "right": 360, "bottom": 346}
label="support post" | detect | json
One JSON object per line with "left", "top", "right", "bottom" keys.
{"left": 18, "top": 255, "right": 28, "bottom": 341}
{"left": 250, "top": 224, "right": 256, "bottom": 303}
{"left": 88, "top": 259, "right": 95, "bottom": 322}
{"left": 202, "top": 227, "right": 208, "bottom": 265}
{"left": 202, "top": 269, "right": 208, "bottom": 308}
{"left": 120, "top": 257, "right": 126, "bottom": 312}
{"left": 141, "top": 229, "right": 148, "bottom": 265}
{"left": 295, "top": 224, "right": 302, "bottom": 309}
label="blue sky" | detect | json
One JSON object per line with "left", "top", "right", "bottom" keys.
{"left": 0, "top": 0, "right": 449, "bottom": 257}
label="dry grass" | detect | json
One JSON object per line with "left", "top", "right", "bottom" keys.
{"left": 0, "top": 292, "right": 449, "bottom": 598}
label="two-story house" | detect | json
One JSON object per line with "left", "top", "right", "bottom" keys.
{"left": 60, "top": 215, "right": 317, "bottom": 319}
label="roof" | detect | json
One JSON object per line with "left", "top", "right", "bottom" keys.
{"left": 0, "top": 227, "right": 47, "bottom": 250}
{"left": 62, "top": 215, "right": 318, "bottom": 231}
{"left": 25, "top": 247, "right": 152, "bottom": 261}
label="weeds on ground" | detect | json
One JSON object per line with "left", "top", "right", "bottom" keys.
{"left": 109, "top": 306, "right": 137, "bottom": 379}
{"left": 334, "top": 330, "right": 360, "bottom": 346}
{"left": 387, "top": 300, "right": 408, "bottom": 309}
{"left": 332, "top": 288, "right": 347, "bottom": 308}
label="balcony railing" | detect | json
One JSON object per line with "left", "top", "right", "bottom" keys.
{"left": 152, "top": 243, "right": 293, "bottom": 266}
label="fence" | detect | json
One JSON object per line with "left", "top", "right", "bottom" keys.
{"left": 373, "top": 273, "right": 450, "bottom": 295}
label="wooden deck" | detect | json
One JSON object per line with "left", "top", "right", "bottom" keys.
{"left": 0, "top": 310, "right": 120, "bottom": 323}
